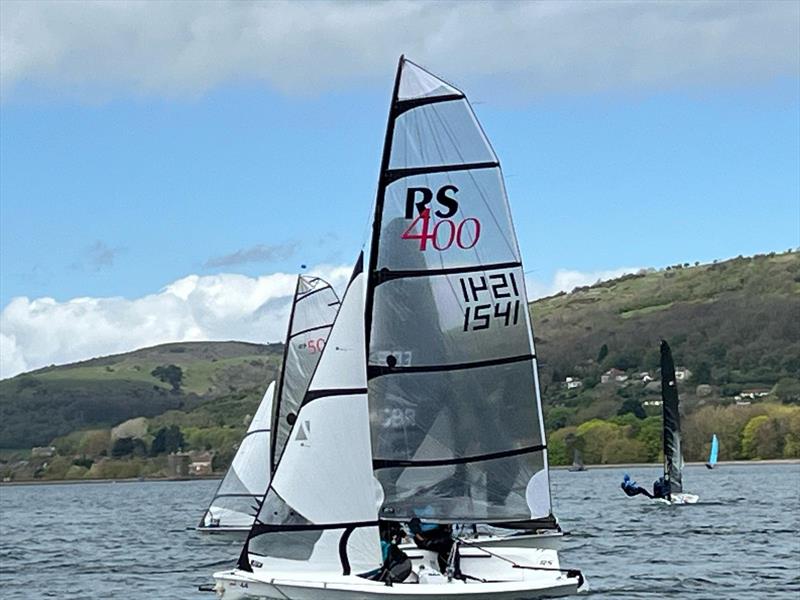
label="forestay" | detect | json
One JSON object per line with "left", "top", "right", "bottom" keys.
{"left": 272, "top": 276, "right": 340, "bottom": 473}
{"left": 240, "top": 256, "right": 382, "bottom": 575}
{"left": 661, "top": 340, "right": 683, "bottom": 496}
{"left": 200, "top": 382, "right": 275, "bottom": 528}
{"left": 364, "top": 57, "right": 552, "bottom": 524}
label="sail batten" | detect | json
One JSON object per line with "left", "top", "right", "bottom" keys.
{"left": 364, "top": 57, "right": 552, "bottom": 524}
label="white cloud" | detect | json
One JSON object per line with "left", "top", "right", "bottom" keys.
{"left": 0, "top": 264, "right": 351, "bottom": 379}
{"left": 1, "top": 0, "right": 796, "bottom": 101}
{"left": 526, "top": 267, "right": 642, "bottom": 300}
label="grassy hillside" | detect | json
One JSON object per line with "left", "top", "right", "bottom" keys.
{"left": 0, "top": 341, "right": 282, "bottom": 448}
{"left": 1, "top": 251, "right": 798, "bottom": 475}
{"left": 533, "top": 251, "right": 799, "bottom": 392}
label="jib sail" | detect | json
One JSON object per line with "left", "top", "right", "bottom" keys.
{"left": 364, "top": 57, "right": 552, "bottom": 524}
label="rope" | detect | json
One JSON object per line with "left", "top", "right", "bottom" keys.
{"left": 455, "top": 536, "right": 584, "bottom": 585}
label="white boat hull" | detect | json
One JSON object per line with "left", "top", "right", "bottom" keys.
{"left": 655, "top": 492, "right": 699, "bottom": 505}
{"left": 213, "top": 547, "right": 582, "bottom": 599}
{"left": 196, "top": 526, "right": 251, "bottom": 540}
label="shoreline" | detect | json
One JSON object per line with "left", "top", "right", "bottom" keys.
{"left": 2, "top": 459, "right": 797, "bottom": 487}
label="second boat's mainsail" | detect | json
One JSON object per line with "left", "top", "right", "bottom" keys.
{"left": 271, "top": 275, "right": 341, "bottom": 473}
{"left": 661, "top": 340, "right": 683, "bottom": 497}
{"left": 364, "top": 57, "right": 552, "bottom": 524}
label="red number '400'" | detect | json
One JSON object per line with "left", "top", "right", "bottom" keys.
{"left": 401, "top": 209, "right": 481, "bottom": 251}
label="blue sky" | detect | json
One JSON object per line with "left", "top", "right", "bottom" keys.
{"left": 1, "top": 0, "right": 798, "bottom": 377}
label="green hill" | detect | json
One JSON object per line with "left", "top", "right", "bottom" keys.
{"left": 1, "top": 250, "right": 798, "bottom": 475}
{"left": 0, "top": 341, "right": 282, "bottom": 448}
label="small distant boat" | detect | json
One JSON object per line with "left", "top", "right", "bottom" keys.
{"left": 705, "top": 434, "right": 719, "bottom": 469}
{"left": 568, "top": 449, "right": 586, "bottom": 472}
{"left": 656, "top": 340, "right": 698, "bottom": 505}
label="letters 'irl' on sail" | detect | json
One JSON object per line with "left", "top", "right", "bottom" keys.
{"left": 364, "top": 57, "right": 552, "bottom": 524}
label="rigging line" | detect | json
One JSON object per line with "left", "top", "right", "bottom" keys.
{"left": 455, "top": 536, "right": 582, "bottom": 579}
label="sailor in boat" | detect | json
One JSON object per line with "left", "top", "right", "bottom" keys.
{"left": 363, "top": 522, "right": 413, "bottom": 584}
{"left": 652, "top": 476, "right": 669, "bottom": 499}
{"left": 621, "top": 473, "right": 654, "bottom": 498}
{"left": 408, "top": 517, "right": 457, "bottom": 573}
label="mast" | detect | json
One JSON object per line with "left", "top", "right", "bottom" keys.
{"left": 660, "top": 339, "right": 683, "bottom": 499}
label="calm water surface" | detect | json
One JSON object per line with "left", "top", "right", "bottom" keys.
{"left": 1, "top": 464, "right": 798, "bottom": 599}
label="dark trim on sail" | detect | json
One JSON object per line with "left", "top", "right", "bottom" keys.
{"left": 373, "top": 443, "right": 546, "bottom": 470}
{"left": 297, "top": 283, "right": 335, "bottom": 301}
{"left": 384, "top": 160, "right": 499, "bottom": 185}
{"left": 339, "top": 526, "right": 357, "bottom": 575}
{"left": 241, "top": 427, "right": 270, "bottom": 439}
{"left": 249, "top": 520, "right": 380, "bottom": 537}
{"left": 368, "top": 353, "right": 534, "bottom": 379}
{"left": 302, "top": 387, "right": 368, "bottom": 406}
{"left": 372, "top": 260, "right": 522, "bottom": 285}
{"left": 393, "top": 93, "right": 464, "bottom": 117}
{"left": 212, "top": 493, "right": 262, "bottom": 499}
{"left": 365, "top": 56, "right": 404, "bottom": 363}
{"left": 290, "top": 324, "right": 333, "bottom": 339}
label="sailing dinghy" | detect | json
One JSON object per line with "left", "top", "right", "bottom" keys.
{"left": 211, "top": 57, "right": 583, "bottom": 598}
{"left": 657, "top": 340, "right": 698, "bottom": 505}
{"left": 197, "top": 275, "right": 340, "bottom": 535}
{"left": 568, "top": 449, "right": 586, "bottom": 472}
{"left": 705, "top": 434, "right": 719, "bottom": 469}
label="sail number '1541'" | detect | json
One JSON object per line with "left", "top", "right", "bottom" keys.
{"left": 460, "top": 272, "right": 521, "bottom": 331}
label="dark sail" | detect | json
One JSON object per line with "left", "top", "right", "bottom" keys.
{"left": 660, "top": 339, "right": 683, "bottom": 496}
{"left": 363, "top": 57, "right": 552, "bottom": 524}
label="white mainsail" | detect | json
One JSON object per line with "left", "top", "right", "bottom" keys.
{"left": 364, "top": 58, "right": 552, "bottom": 524}
{"left": 200, "top": 381, "right": 275, "bottom": 529}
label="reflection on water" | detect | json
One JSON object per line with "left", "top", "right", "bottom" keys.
{"left": 0, "top": 464, "right": 798, "bottom": 599}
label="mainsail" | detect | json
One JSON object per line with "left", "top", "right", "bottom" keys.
{"left": 271, "top": 275, "right": 340, "bottom": 473}
{"left": 661, "top": 340, "right": 683, "bottom": 497}
{"left": 240, "top": 256, "right": 382, "bottom": 575}
{"left": 364, "top": 57, "right": 552, "bottom": 524}
{"left": 200, "top": 381, "right": 275, "bottom": 529}
{"left": 708, "top": 434, "right": 719, "bottom": 467}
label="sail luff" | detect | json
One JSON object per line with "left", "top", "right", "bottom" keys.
{"left": 364, "top": 55, "right": 405, "bottom": 358}
{"left": 661, "top": 339, "right": 683, "bottom": 497}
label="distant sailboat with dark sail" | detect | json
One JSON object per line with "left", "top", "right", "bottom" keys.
{"left": 705, "top": 433, "right": 719, "bottom": 469}
{"left": 620, "top": 340, "right": 698, "bottom": 504}
{"left": 657, "top": 339, "right": 698, "bottom": 504}
{"left": 568, "top": 448, "right": 586, "bottom": 472}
